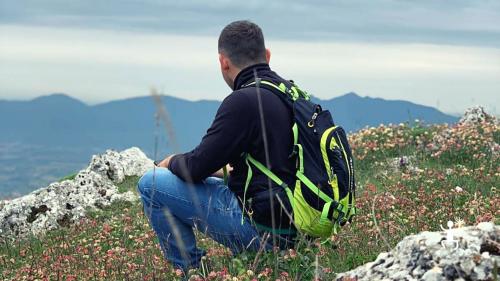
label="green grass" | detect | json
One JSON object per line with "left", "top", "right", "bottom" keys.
{"left": 59, "top": 172, "right": 77, "bottom": 182}
{"left": 117, "top": 175, "right": 141, "bottom": 194}
{"left": 1, "top": 121, "right": 499, "bottom": 280}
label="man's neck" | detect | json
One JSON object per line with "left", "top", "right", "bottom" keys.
{"left": 232, "top": 63, "right": 271, "bottom": 90}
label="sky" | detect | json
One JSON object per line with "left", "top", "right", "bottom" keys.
{"left": 1, "top": 0, "right": 499, "bottom": 115}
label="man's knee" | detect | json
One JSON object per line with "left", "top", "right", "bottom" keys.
{"left": 137, "top": 168, "right": 172, "bottom": 195}
{"left": 137, "top": 169, "right": 152, "bottom": 195}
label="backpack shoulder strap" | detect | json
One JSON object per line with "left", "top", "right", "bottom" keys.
{"left": 242, "top": 78, "right": 311, "bottom": 101}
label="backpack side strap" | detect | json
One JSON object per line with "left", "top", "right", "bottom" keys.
{"left": 244, "top": 154, "right": 295, "bottom": 208}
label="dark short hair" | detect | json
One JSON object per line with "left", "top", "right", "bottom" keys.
{"left": 218, "top": 20, "right": 266, "bottom": 68}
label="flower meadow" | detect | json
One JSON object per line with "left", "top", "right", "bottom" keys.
{"left": 1, "top": 117, "right": 499, "bottom": 280}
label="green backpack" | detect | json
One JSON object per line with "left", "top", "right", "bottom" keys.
{"left": 237, "top": 78, "right": 357, "bottom": 238}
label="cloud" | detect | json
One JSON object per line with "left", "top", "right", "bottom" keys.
{"left": 1, "top": 24, "right": 499, "bottom": 115}
{"left": 1, "top": 1, "right": 499, "bottom": 115}
{"left": 1, "top": 0, "right": 500, "bottom": 47}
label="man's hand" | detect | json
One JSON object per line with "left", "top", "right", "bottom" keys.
{"left": 212, "top": 164, "right": 233, "bottom": 178}
{"left": 156, "top": 155, "right": 176, "bottom": 168}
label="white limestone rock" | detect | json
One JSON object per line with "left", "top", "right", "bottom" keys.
{"left": 388, "top": 155, "right": 423, "bottom": 174}
{"left": 87, "top": 147, "right": 153, "bottom": 183}
{"left": 0, "top": 147, "right": 153, "bottom": 240}
{"left": 459, "top": 106, "right": 496, "bottom": 125}
{"left": 430, "top": 106, "right": 498, "bottom": 156}
{"left": 336, "top": 222, "right": 500, "bottom": 281}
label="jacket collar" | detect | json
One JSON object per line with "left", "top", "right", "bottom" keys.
{"left": 233, "top": 63, "right": 271, "bottom": 90}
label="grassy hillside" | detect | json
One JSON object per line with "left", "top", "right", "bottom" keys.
{"left": 1, "top": 119, "right": 498, "bottom": 280}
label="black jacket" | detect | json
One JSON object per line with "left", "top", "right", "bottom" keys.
{"left": 168, "top": 63, "right": 295, "bottom": 229}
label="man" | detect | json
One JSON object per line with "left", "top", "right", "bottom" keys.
{"left": 137, "top": 20, "right": 297, "bottom": 271}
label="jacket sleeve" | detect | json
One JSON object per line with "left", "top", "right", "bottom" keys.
{"left": 168, "top": 92, "right": 253, "bottom": 182}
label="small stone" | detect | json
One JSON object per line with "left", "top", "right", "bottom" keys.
{"left": 421, "top": 267, "right": 444, "bottom": 281}
{"left": 481, "top": 251, "right": 490, "bottom": 259}
{"left": 390, "top": 270, "right": 410, "bottom": 280}
{"left": 476, "top": 222, "right": 494, "bottom": 232}
{"left": 473, "top": 262, "right": 491, "bottom": 280}
{"left": 443, "top": 265, "right": 462, "bottom": 280}
{"left": 460, "top": 258, "right": 475, "bottom": 275}
{"left": 422, "top": 231, "right": 444, "bottom": 246}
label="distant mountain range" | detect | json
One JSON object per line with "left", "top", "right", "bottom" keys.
{"left": 0, "top": 92, "right": 458, "bottom": 198}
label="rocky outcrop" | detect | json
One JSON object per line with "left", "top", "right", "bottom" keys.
{"left": 388, "top": 156, "right": 422, "bottom": 174}
{"left": 428, "top": 106, "right": 499, "bottom": 159}
{"left": 88, "top": 147, "right": 153, "bottom": 183}
{"left": 337, "top": 222, "right": 500, "bottom": 281}
{"left": 459, "top": 106, "right": 497, "bottom": 125}
{"left": 0, "top": 147, "right": 153, "bottom": 240}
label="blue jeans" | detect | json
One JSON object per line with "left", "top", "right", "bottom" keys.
{"left": 137, "top": 168, "right": 291, "bottom": 271}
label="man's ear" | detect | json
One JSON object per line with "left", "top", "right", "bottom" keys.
{"left": 219, "top": 53, "right": 230, "bottom": 71}
{"left": 265, "top": 48, "right": 271, "bottom": 63}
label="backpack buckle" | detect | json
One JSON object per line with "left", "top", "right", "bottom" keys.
{"left": 335, "top": 204, "right": 346, "bottom": 224}
{"left": 327, "top": 202, "right": 346, "bottom": 224}
{"left": 288, "top": 146, "right": 298, "bottom": 159}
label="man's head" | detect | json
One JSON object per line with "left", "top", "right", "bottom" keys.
{"left": 218, "top": 20, "right": 271, "bottom": 89}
